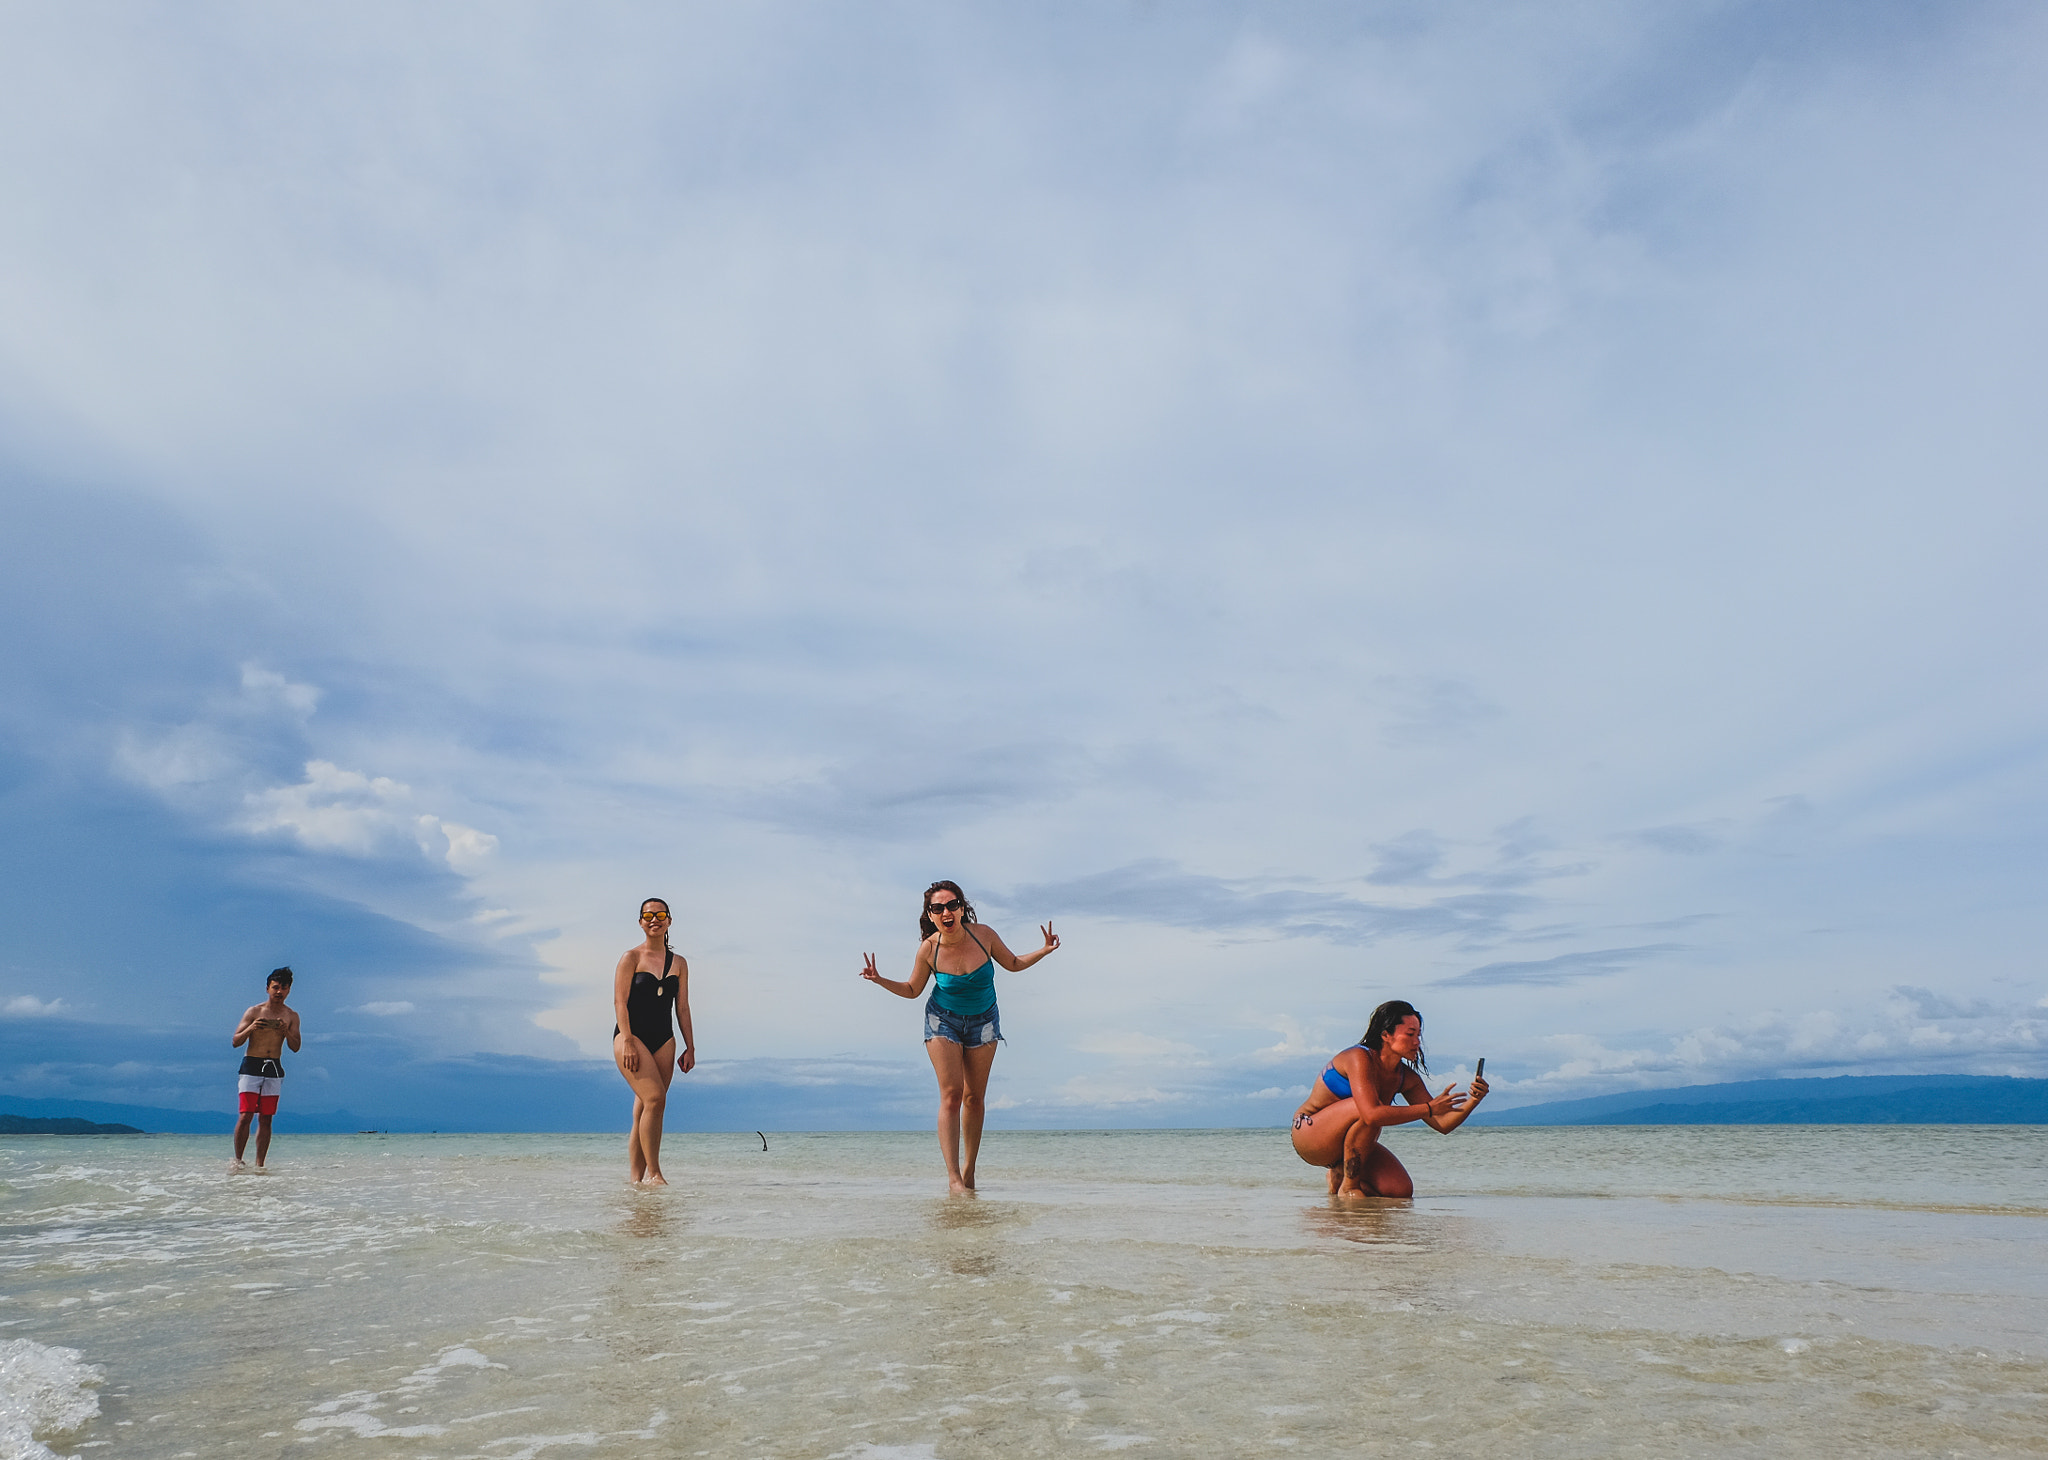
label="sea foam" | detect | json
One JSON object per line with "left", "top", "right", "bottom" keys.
{"left": 0, "top": 1340, "right": 102, "bottom": 1460}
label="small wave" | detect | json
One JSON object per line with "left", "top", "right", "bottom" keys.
{"left": 295, "top": 1344, "right": 512, "bottom": 1441}
{"left": 0, "top": 1340, "right": 103, "bottom": 1460}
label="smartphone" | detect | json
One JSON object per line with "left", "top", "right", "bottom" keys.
{"left": 1474, "top": 1057, "right": 1485, "bottom": 1079}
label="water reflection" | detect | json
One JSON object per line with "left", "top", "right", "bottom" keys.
{"left": 1302, "top": 1197, "right": 1438, "bottom": 1252}
{"left": 927, "top": 1195, "right": 1025, "bottom": 1277}
{"left": 929, "top": 1196, "right": 1011, "bottom": 1232}
{"left": 616, "top": 1189, "right": 682, "bottom": 1243}
{"left": 606, "top": 1187, "right": 687, "bottom": 1352}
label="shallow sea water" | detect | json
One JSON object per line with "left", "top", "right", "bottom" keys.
{"left": 1, "top": 1125, "right": 2044, "bottom": 1459}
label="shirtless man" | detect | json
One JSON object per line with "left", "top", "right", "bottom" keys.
{"left": 231, "top": 967, "right": 302, "bottom": 1172}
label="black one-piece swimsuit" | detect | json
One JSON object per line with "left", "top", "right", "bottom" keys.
{"left": 615, "top": 949, "right": 678, "bottom": 1053}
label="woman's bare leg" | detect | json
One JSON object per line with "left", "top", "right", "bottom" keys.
{"left": 1338, "top": 1117, "right": 1374, "bottom": 1198}
{"left": 925, "top": 1037, "right": 972, "bottom": 1193}
{"left": 1294, "top": 1102, "right": 1412, "bottom": 1199}
{"left": 1339, "top": 1121, "right": 1413, "bottom": 1198}
{"left": 1363, "top": 1143, "right": 1413, "bottom": 1198}
{"left": 637, "top": 1040, "right": 677, "bottom": 1184}
{"left": 958, "top": 1042, "right": 998, "bottom": 1189}
{"left": 626, "top": 1096, "right": 647, "bottom": 1183}
{"left": 614, "top": 1034, "right": 670, "bottom": 1184}
{"left": 1291, "top": 1103, "right": 1356, "bottom": 1173}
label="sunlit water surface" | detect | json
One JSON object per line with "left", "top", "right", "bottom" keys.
{"left": 2, "top": 1126, "right": 2044, "bottom": 1458}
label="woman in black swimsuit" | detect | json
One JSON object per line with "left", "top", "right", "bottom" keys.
{"left": 612, "top": 898, "right": 695, "bottom": 1185}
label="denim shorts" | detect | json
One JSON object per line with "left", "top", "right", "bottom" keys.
{"left": 924, "top": 996, "right": 1002, "bottom": 1047}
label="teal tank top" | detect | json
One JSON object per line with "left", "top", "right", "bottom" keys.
{"left": 931, "top": 933, "right": 997, "bottom": 1015}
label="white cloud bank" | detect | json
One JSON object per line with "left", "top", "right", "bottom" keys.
{"left": 1, "top": 996, "right": 67, "bottom": 1018}
{"left": 2, "top": 3, "right": 2045, "bottom": 1105}
{"left": 241, "top": 761, "right": 498, "bottom": 873}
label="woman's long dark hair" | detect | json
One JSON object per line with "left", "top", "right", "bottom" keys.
{"left": 1360, "top": 999, "right": 1426, "bottom": 1072}
{"left": 918, "top": 880, "right": 977, "bottom": 940}
{"left": 641, "top": 897, "right": 673, "bottom": 952}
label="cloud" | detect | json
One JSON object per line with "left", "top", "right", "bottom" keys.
{"left": 1889, "top": 985, "right": 1998, "bottom": 1021}
{"left": 1373, "top": 677, "right": 1505, "bottom": 749}
{"left": 1072, "top": 1033, "right": 1206, "bottom": 1058}
{"left": 1008, "top": 860, "right": 1535, "bottom": 947}
{"left": 1496, "top": 993, "right": 2048, "bottom": 1103}
{"left": 1439, "top": 943, "right": 1689, "bottom": 988}
{"left": 241, "top": 761, "right": 414, "bottom": 855}
{"left": 1243, "top": 1018, "right": 1320, "bottom": 1067}
{"left": 112, "top": 725, "right": 241, "bottom": 792}
{"left": 238, "top": 761, "right": 495, "bottom": 871}
{"left": 353, "top": 1002, "right": 416, "bottom": 1017}
{"left": 426, "top": 818, "right": 499, "bottom": 873}
{"left": 732, "top": 736, "right": 1199, "bottom": 842}
{"left": 1, "top": 996, "right": 66, "bottom": 1018}
{"left": 239, "top": 663, "right": 321, "bottom": 717}
{"left": 1043, "top": 1077, "right": 1177, "bottom": 1108}
{"left": 1622, "top": 824, "right": 1725, "bottom": 856}
{"left": 3, "top": 2, "right": 2047, "bottom": 1126}
{"left": 1366, "top": 830, "right": 1446, "bottom": 886}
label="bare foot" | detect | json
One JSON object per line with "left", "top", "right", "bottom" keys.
{"left": 947, "top": 1177, "right": 970, "bottom": 1194}
{"left": 228, "top": 1159, "right": 248, "bottom": 1174}
{"left": 641, "top": 1173, "right": 669, "bottom": 1187}
{"left": 1335, "top": 1183, "right": 1372, "bottom": 1200}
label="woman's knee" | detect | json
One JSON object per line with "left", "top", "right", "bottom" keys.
{"left": 1366, "top": 1147, "right": 1412, "bottom": 1197}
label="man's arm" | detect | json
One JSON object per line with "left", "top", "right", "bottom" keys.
{"left": 286, "top": 1008, "right": 302, "bottom": 1053}
{"left": 232, "top": 1004, "right": 263, "bottom": 1048}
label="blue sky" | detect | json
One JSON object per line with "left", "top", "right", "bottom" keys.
{"left": 2, "top": 1, "right": 2045, "bottom": 1130}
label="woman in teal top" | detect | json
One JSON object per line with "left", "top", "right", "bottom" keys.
{"left": 861, "top": 880, "right": 1061, "bottom": 1193}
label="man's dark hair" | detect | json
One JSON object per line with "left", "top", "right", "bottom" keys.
{"left": 269, "top": 966, "right": 294, "bottom": 989}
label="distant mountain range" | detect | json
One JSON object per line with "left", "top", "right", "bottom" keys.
{"left": 0, "top": 1095, "right": 390, "bottom": 1135}
{"left": 1480, "top": 1073, "right": 2048, "bottom": 1126}
{"left": 0, "top": 1113, "right": 143, "bottom": 1135}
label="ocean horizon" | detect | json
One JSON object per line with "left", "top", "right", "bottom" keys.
{"left": 8, "top": 1072, "right": 2045, "bottom": 1136}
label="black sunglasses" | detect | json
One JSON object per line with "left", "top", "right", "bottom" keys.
{"left": 926, "top": 897, "right": 964, "bottom": 915}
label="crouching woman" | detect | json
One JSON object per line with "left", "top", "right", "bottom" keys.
{"left": 1290, "top": 999, "right": 1486, "bottom": 1198}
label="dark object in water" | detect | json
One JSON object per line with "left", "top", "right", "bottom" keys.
{"left": 757, "top": 1131, "right": 768, "bottom": 1152}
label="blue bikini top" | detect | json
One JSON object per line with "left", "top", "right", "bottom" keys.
{"left": 1321, "top": 1045, "right": 1370, "bottom": 1100}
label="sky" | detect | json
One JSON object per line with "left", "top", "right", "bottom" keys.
{"left": 2, "top": 1, "right": 2045, "bottom": 1131}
